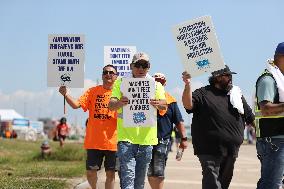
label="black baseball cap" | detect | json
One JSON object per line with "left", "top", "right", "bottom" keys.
{"left": 211, "top": 65, "right": 237, "bottom": 77}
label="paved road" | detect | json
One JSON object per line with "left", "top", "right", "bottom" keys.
{"left": 77, "top": 143, "right": 260, "bottom": 189}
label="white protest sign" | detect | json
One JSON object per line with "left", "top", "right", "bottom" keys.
{"left": 47, "top": 34, "right": 85, "bottom": 87}
{"left": 104, "top": 46, "right": 136, "bottom": 77}
{"left": 172, "top": 16, "right": 225, "bottom": 77}
{"left": 121, "top": 78, "right": 156, "bottom": 127}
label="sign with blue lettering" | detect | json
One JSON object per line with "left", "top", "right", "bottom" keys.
{"left": 47, "top": 34, "right": 85, "bottom": 87}
{"left": 104, "top": 46, "right": 136, "bottom": 77}
{"left": 120, "top": 78, "right": 156, "bottom": 127}
{"left": 172, "top": 16, "right": 225, "bottom": 77}
{"left": 12, "top": 118, "right": 29, "bottom": 130}
{"left": 12, "top": 118, "right": 29, "bottom": 126}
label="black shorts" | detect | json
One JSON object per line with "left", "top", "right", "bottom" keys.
{"left": 58, "top": 134, "right": 66, "bottom": 141}
{"left": 147, "top": 138, "right": 171, "bottom": 178}
{"left": 86, "top": 149, "right": 117, "bottom": 171}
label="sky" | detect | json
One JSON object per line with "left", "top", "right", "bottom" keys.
{"left": 1, "top": 0, "right": 284, "bottom": 127}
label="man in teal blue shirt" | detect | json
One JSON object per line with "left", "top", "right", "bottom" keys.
{"left": 255, "top": 42, "right": 284, "bottom": 189}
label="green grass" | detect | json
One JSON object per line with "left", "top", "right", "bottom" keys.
{"left": 0, "top": 139, "right": 86, "bottom": 188}
{"left": 0, "top": 175, "right": 66, "bottom": 189}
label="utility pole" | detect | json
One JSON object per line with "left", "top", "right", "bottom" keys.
{"left": 24, "top": 102, "right": 27, "bottom": 118}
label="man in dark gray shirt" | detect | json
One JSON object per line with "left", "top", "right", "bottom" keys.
{"left": 182, "top": 65, "right": 254, "bottom": 189}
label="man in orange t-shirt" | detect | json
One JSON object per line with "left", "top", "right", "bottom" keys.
{"left": 59, "top": 65, "right": 118, "bottom": 189}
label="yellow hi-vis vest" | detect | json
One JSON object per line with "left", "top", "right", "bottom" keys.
{"left": 255, "top": 70, "right": 284, "bottom": 137}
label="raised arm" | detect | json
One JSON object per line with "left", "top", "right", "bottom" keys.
{"left": 59, "top": 86, "right": 81, "bottom": 109}
{"left": 182, "top": 72, "right": 193, "bottom": 110}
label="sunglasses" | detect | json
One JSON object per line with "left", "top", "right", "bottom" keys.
{"left": 155, "top": 78, "right": 166, "bottom": 85}
{"left": 102, "top": 70, "right": 116, "bottom": 75}
{"left": 133, "top": 62, "right": 150, "bottom": 69}
{"left": 221, "top": 73, "right": 232, "bottom": 77}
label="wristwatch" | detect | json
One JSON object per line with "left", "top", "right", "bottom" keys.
{"left": 181, "top": 137, "right": 188, "bottom": 141}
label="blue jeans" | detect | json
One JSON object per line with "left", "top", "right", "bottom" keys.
{"left": 256, "top": 137, "right": 284, "bottom": 189}
{"left": 117, "top": 141, "right": 153, "bottom": 189}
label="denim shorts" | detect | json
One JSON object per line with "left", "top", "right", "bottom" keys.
{"left": 147, "top": 138, "right": 171, "bottom": 178}
{"left": 117, "top": 141, "right": 153, "bottom": 189}
{"left": 86, "top": 149, "right": 117, "bottom": 171}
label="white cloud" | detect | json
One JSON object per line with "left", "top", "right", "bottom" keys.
{"left": 0, "top": 79, "right": 98, "bottom": 126}
{"left": 66, "top": 78, "right": 98, "bottom": 98}
{"left": 0, "top": 78, "right": 209, "bottom": 127}
{"left": 170, "top": 80, "right": 204, "bottom": 98}
{"left": 168, "top": 80, "right": 204, "bottom": 126}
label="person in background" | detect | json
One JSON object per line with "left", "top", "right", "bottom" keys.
{"left": 245, "top": 124, "right": 255, "bottom": 145}
{"left": 59, "top": 65, "right": 118, "bottom": 189}
{"left": 147, "top": 72, "right": 188, "bottom": 189}
{"left": 56, "top": 117, "right": 69, "bottom": 147}
{"left": 5, "top": 129, "right": 11, "bottom": 139}
{"left": 255, "top": 42, "right": 284, "bottom": 189}
{"left": 109, "top": 52, "right": 167, "bottom": 189}
{"left": 11, "top": 130, "right": 17, "bottom": 139}
{"left": 41, "top": 140, "right": 51, "bottom": 158}
{"left": 182, "top": 65, "right": 255, "bottom": 189}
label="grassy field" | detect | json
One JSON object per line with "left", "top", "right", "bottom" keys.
{"left": 0, "top": 138, "right": 86, "bottom": 189}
